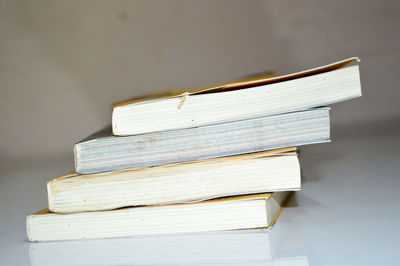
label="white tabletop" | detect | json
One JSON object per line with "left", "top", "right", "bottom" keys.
{"left": 1, "top": 129, "right": 399, "bottom": 266}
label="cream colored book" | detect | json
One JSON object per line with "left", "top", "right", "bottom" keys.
{"left": 48, "top": 148, "right": 300, "bottom": 213}
{"left": 29, "top": 214, "right": 307, "bottom": 265}
{"left": 112, "top": 58, "right": 361, "bottom": 136}
{"left": 27, "top": 192, "right": 288, "bottom": 242}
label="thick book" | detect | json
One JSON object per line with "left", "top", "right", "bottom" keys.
{"left": 112, "top": 58, "right": 361, "bottom": 136}
{"left": 76, "top": 108, "right": 329, "bottom": 174}
{"left": 27, "top": 192, "right": 288, "bottom": 242}
{"left": 29, "top": 217, "right": 307, "bottom": 265}
{"left": 48, "top": 148, "right": 299, "bottom": 213}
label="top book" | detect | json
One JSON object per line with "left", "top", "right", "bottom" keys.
{"left": 112, "top": 58, "right": 361, "bottom": 136}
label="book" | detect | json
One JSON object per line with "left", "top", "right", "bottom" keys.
{"left": 112, "top": 58, "right": 361, "bottom": 136}
{"left": 75, "top": 108, "right": 330, "bottom": 174}
{"left": 27, "top": 192, "right": 288, "bottom": 242}
{"left": 29, "top": 217, "right": 307, "bottom": 265}
{"left": 48, "top": 148, "right": 300, "bottom": 213}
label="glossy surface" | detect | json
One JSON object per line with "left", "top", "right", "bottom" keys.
{"left": 1, "top": 128, "right": 399, "bottom": 265}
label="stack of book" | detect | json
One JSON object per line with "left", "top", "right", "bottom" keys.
{"left": 27, "top": 58, "right": 362, "bottom": 241}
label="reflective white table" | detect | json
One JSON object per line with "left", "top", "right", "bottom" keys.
{"left": 1, "top": 128, "right": 398, "bottom": 266}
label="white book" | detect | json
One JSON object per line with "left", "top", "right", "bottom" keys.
{"left": 29, "top": 215, "right": 308, "bottom": 265}
{"left": 27, "top": 192, "right": 288, "bottom": 242}
{"left": 112, "top": 58, "right": 361, "bottom": 136}
{"left": 76, "top": 108, "right": 329, "bottom": 174}
{"left": 48, "top": 148, "right": 299, "bottom": 213}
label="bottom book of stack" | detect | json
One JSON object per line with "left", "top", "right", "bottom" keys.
{"left": 29, "top": 213, "right": 308, "bottom": 266}
{"left": 27, "top": 192, "right": 288, "bottom": 241}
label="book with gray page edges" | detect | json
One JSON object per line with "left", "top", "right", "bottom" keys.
{"left": 112, "top": 57, "right": 361, "bottom": 136}
{"left": 75, "top": 108, "right": 330, "bottom": 174}
{"left": 27, "top": 192, "right": 288, "bottom": 242}
{"left": 48, "top": 148, "right": 299, "bottom": 213}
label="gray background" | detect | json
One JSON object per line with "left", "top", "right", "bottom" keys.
{"left": 1, "top": 1, "right": 399, "bottom": 265}
{"left": 1, "top": 0, "right": 399, "bottom": 160}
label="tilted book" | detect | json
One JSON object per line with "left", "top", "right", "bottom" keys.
{"left": 75, "top": 108, "right": 329, "bottom": 174}
{"left": 27, "top": 192, "right": 288, "bottom": 241}
{"left": 49, "top": 148, "right": 299, "bottom": 213}
{"left": 112, "top": 58, "right": 361, "bottom": 136}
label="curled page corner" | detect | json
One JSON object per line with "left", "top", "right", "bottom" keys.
{"left": 177, "top": 92, "right": 190, "bottom": 109}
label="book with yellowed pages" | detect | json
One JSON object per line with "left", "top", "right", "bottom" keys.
{"left": 48, "top": 148, "right": 300, "bottom": 213}
{"left": 112, "top": 57, "right": 361, "bottom": 136}
{"left": 27, "top": 192, "right": 288, "bottom": 242}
